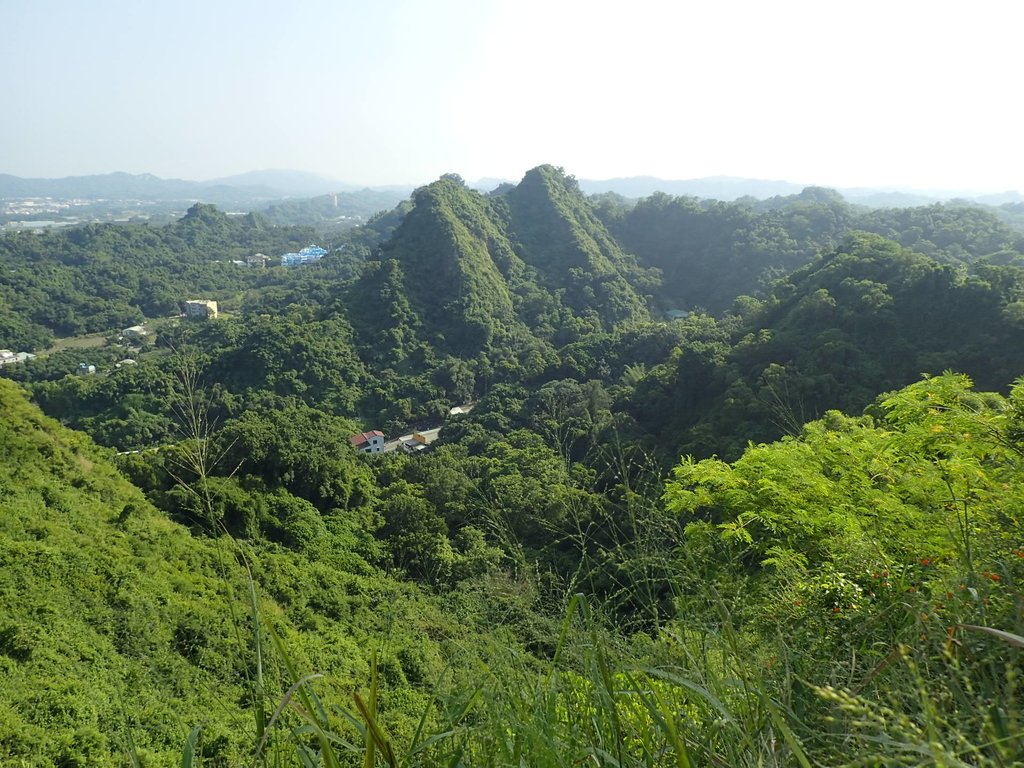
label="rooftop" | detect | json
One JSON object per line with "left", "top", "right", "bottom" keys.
{"left": 350, "top": 430, "right": 385, "bottom": 446}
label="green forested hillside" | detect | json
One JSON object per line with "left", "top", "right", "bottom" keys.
{"left": 371, "top": 168, "right": 652, "bottom": 360}
{"left": 630, "top": 232, "right": 1024, "bottom": 459}
{"left": 0, "top": 202, "right": 387, "bottom": 362}
{"left": 606, "top": 187, "right": 854, "bottom": 312}
{"left": 3, "top": 371, "right": 1022, "bottom": 766}
{"left": 0, "top": 378, "right": 537, "bottom": 765}
{"left": 605, "top": 187, "right": 1024, "bottom": 313}
{"left": 0, "top": 204, "right": 321, "bottom": 351}
{"left": 0, "top": 376, "right": 264, "bottom": 764}
{"left": 376, "top": 175, "right": 523, "bottom": 357}
{"left": 2, "top": 167, "right": 1024, "bottom": 765}
{"left": 9, "top": 171, "right": 1024, "bottom": 467}
{"left": 504, "top": 166, "right": 653, "bottom": 330}
{"left": 859, "top": 202, "right": 1024, "bottom": 262}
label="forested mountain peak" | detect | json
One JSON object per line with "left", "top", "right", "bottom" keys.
{"left": 506, "top": 165, "right": 636, "bottom": 274}
{"left": 503, "top": 165, "right": 652, "bottom": 327}
{"left": 357, "top": 167, "right": 655, "bottom": 361}
{"left": 373, "top": 174, "right": 522, "bottom": 357}
{"left": 180, "top": 201, "right": 226, "bottom": 223}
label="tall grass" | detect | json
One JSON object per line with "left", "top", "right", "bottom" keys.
{"left": 208, "top": 548, "right": 1022, "bottom": 768}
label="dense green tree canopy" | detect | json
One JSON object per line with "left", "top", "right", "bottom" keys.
{"left": 3, "top": 169, "right": 1024, "bottom": 766}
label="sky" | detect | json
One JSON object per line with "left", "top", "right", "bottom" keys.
{"left": 1, "top": 0, "right": 1021, "bottom": 192}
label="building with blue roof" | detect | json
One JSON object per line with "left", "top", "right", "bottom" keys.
{"left": 281, "top": 245, "right": 328, "bottom": 266}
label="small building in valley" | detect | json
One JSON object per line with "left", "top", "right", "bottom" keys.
{"left": 281, "top": 246, "right": 328, "bottom": 266}
{"left": 185, "top": 300, "right": 219, "bottom": 319}
{"left": 122, "top": 325, "right": 148, "bottom": 340}
{"left": 0, "top": 350, "right": 36, "bottom": 367}
{"left": 350, "top": 430, "right": 386, "bottom": 453}
{"left": 399, "top": 427, "right": 442, "bottom": 454}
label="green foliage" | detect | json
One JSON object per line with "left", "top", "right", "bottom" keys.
{"left": 6, "top": 171, "right": 1024, "bottom": 767}
{"left": 632, "top": 233, "right": 1024, "bottom": 461}
{"left": 0, "top": 205, "right": 316, "bottom": 348}
{"left": 0, "top": 378, "right": 542, "bottom": 766}
{"left": 666, "top": 372, "right": 1023, "bottom": 575}
{"left": 608, "top": 187, "right": 853, "bottom": 312}
{"left": 214, "top": 402, "right": 374, "bottom": 512}
{"left": 376, "top": 480, "right": 452, "bottom": 582}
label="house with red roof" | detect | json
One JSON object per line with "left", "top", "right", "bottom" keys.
{"left": 350, "top": 430, "right": 385, "bottom": 453}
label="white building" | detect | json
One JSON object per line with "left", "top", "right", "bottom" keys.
{"left": 350, "top": 430, "right": 386, "bottom": 453}
{"left": 281, "top": 246, "right": 328, "bottom": 266}
{"left": 185, "top": 300, "right": 219, "bottom": 319}
{"left": 0, "top": 350, "right": 37, "bottom": 366}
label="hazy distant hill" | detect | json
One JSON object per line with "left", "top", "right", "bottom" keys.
{"left": 0, "top": 171, "right": 277, "bottom": 202}
{"left": 579, "top": 176, "right": 806, "bottom": 200}
{"left": 6, "top": 170, "right": 1020, "bottom": 210}
{"left": 0, "top": 170, "right": 403, "bottom": 205}
{"left": 257, "top": 189, "right": 411, "bottom": 229}
{"left": 578, "top": 175, "right": 1024, "bottom": 207}
{"left": 843, "top": 188, "right": 1024, "bottom": 208}
{"left": 205, "top": 169, "right": 350, "bottom": 196}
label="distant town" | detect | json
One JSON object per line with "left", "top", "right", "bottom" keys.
{"left": 0, "top": 197, "right": 189, "bottom": 230}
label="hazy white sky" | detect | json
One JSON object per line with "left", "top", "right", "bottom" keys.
{"left": 1, "top": 0, "right": 1021, "bottom": 191}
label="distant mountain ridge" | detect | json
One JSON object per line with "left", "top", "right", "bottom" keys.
{"left": 578, "top": 175, "right": 1024, "bottom": 206}
{"left": 578, "top": 176, "right": 806, "bottom": 200}
{"left": 3, "top": 169, "right": 1021, "bottom": 212}
{"left": 0, "top": 169, "right": 405, "bottom": 203}
{"left": 205, "top": 169, "right": 352, "bottom": 196}
{"left": 0, "top": 171, "right": 272, "bottom": 202}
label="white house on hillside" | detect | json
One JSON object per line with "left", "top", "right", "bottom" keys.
{"left": 281, "top": 246, "right": 328, "bottom": 266}
{"left": 350, "top": 430, "right": 386, "bottom": 453}
{"left": 0, "top": 350, "right": 36, "bottom": 367}
{"left": 185, "top": 300, "right": 219, "bottom": 319}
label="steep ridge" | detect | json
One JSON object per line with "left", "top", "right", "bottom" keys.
{"left": 375, "top": 175, "right": 523, "bottom": 356}
{"left": 363, "top": 168, "right": 654, "bottom": 360}
{"left": 504, "top": 165, "right": 651, "bottom": 327}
